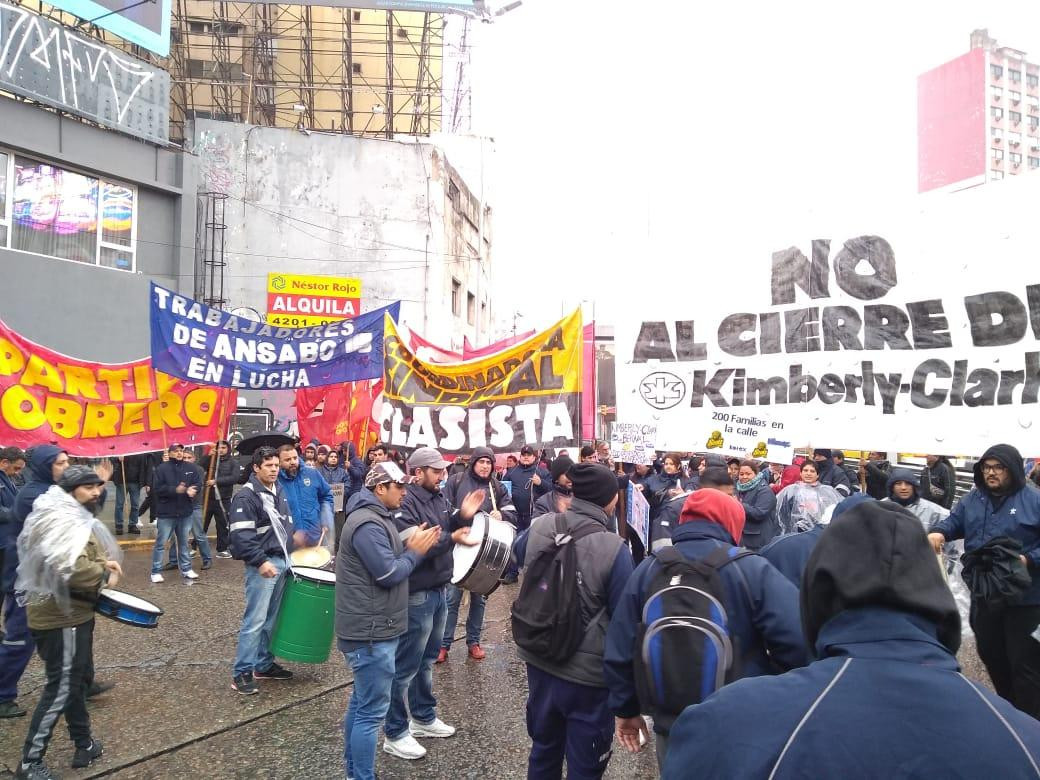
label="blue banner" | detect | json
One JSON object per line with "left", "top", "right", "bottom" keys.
{"left": 150, "top": 283, "right": 399, "bottom": 389}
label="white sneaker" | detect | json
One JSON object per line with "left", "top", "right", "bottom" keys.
{"left": 383, "top": 734, "right": 426, "bottom": 760}
{"left": 150, "top": 573, "right": 164, "bottom": 583}
{"left": 182, "top": 570, "right": 199, "bottom": 580}
{"left": 409, "top": 718, "right": 455, "bottom": 738}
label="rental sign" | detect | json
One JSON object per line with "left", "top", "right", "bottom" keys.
{"left": 266, "top": 272, "right": 362, "bottom": 327}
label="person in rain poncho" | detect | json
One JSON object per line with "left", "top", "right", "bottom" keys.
{"left": 775, "top": 460, "right": 842, "bottom": 536}
{"left": 14, "top": 466, "right": 123, "bottom": 779}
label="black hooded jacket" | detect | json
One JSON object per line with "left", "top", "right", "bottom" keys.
{"left": 3, "top": 445, "right": 64, "bottom": 592}
{"left": 443, "top": 447, "right": 517, "bottom": 526}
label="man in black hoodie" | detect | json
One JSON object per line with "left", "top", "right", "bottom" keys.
{"left": 0, "top": 446, "right": 68, "bottom": 720}
{"left": 439, "top": 447, "right": 516, "bottom": 661}
{"left": 149, "top": 444, "right": 202, "bottom": 583}
{"left": 930, "top": 443, "right": 1040, "bottom": 717}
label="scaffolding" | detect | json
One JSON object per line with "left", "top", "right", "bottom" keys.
{"left": 9, "top": 1, "right": 448, "bottom": 145}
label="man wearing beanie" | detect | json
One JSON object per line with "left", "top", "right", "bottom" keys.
{"left": 663, "top": 502, "right": 1040, "bottom": 779}
{"left": 605, "top": 488, "right": 806, "bottom": 770}
{"left": 532, "top": 454, "right": 575, "bottom": 516}
{"left": 930, "top": 443, "right": 1040, "bottom": 718}
{"left": 517, "top": 462, "right": 633, "bottom": 780}
{"left": 811, "top": 448, "right": 852, "bottom": 497}
{"left": 503, "top": 446, "right": 551, "bottom": 584}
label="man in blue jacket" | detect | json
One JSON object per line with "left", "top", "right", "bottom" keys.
{"left": 502, "top": 445, "right": 551, "bottom": 584}
{"left": 0, "top": 447, "right": 25, "bottom": 616}
{"left": 929, "top": 442, "right": 1040, "bottom": 718}
{"left": 663, "top": 501, "right": 1040, "bottom": 779}
{"left": 0, "top": 446, "right": 68, "bottom": 720}
{"left": 605, "top": 488, "right": 808, "bottom": 770}
{"left": 277, "top": 444, "right": 334, "bottom": 553}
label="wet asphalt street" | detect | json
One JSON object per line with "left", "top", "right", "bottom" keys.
{"left": 1, "top": 523, "right": 992, "bottom": 780}
{"left": 0, "top": 546, "right": 660, "bottom": 779}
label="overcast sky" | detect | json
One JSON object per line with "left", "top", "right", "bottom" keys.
{"left": 468, "top": 0, "right": 1040, "bottom": 335}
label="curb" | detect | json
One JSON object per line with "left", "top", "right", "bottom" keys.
{"left": 116, "top": 533, "right": 219, "bottom": 551}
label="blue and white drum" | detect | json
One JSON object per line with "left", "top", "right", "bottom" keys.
{"left": 95, "top": 589, "right": 164, "bottom": 629}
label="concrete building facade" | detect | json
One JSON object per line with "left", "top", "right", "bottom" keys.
{"left": 190, "top": 117, "right": 491, "bottom": 351}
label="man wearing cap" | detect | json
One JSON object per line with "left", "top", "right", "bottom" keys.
{"left": 149, "top": 444, "right": 202, "bottom": 583}
{"left": 502, "top": 446, "right": 551, "bottom": 584}
{"left": 14, "top": 465, "right": 122, "bottom": 779}
{"left": 337, "top": 461, "right": 441, "bottom": 780}
{"left": 441, "top": 447, "right": 517, "bottom": 661}
{"left": 516, "top": 462, "right": 634, "bottom": 780}
{"left": 382, "top": 448, "right": 484, "bottom": 761}
{"left": 662, "top": 502, "right": 1040, "bottom": 779}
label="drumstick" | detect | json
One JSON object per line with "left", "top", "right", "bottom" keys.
{"left": 489, "top": 483, "right": 498, "bottom": 513}
{"left": 318, "top": 526, "right": 327, "bottom": 550}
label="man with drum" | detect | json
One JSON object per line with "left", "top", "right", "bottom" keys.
{"left": 336, "top": 461, "right": 441, "bottom": 780}
{"left": 440, "top": 447, "right": 517, "bottom": 662}
{"left": 383, "top": 447, "right": 484, "bottom": 761}
{"left": 14, "top": 465, "right": 123, "bottom": 779}
{"left": 277, "top": 444, "right": 335, "bottom": 555}
{"left": 229, "top": 446, "right": 296, "bottom": 695}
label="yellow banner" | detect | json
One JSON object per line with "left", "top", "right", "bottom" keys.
{"left": 383, "top": 310, "right": 584, "bottom": 404}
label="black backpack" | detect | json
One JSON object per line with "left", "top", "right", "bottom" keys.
{"left": 511, "top": 514, "right": 605, "bottom": 663}
{"left": 634, "top": 545, "right": 755, "bottom": 732}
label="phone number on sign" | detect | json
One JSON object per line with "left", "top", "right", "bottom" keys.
{"left": 266, "top": 314, "right": 341, "bottom": 327}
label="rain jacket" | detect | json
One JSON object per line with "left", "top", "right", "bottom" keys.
{"left": 663, "top": 608, "right": 1040, "bottom": 779}
{"left": 933, "top": 444, "right": 1040, "bottom": 604}
{"left": 776, "top": 482, "right": 842, "bottom": 536}
{"left": 3, "top": 445, "right": 63, "bottom": 593}
{"left": 228, "top": 474, "right": 295, "bottom": 567}
{"left": 882, "top": 467, "right": 949, "bottom": 532}
{"left": 604, "top": 519, "right": 808, "bottom": 734}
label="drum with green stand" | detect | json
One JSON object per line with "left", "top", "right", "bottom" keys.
{"left": 270, "top": 566, "right": 336, "bottom": 663}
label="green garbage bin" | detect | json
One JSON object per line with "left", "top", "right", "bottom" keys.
{"left": 270, "top": 566, "right": 336, "bottom": 663}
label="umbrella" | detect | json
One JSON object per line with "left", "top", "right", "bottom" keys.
{"left": 236, "top": 431, "right": 295, "bottom": 456}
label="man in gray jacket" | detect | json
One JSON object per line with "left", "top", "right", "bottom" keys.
{"left": 516, "top": 462, "right": 634, "bottom": 780}
{"left": 335, "top": 461, "right": 440, "bottom": 780}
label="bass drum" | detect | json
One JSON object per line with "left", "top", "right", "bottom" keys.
{"left": 452, "top": 511, "right": 516, "bottom": 596}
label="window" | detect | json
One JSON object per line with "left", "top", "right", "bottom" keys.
{"left": 992, "top": 106, "right": 1004, "bottom": 120}
{"left": 467, "top": 292, "right": 475, "bottom": 325}
{"left": 992, "top": 86, "right": 1003, "bottom": 100}
{"left": 351, "top": 62, "right": 362, "bottom": 75}
{"left": 992, "top": 64, "right": 1004, "bottom": 79}
{"left": 187, "top": 19, "right": 210, "bottom": 33}
{"left": 4, "top": 155, "right": 136, "bottom": 270}
{"left": 1010, "top": 131, "right": 1022, "bottom": 145}
{"left": 451, "top": 278, "right": 461, "bottom": 316}
{"left": 1010, "top": 69, "right": 1022, "bottom": 83}
{"left": 1011, "top": 90, "right": 1022, "bottom": 103}
{"left": 1010, "top": 110, "right": 1023, "bottom": 123}
{"left": 352, "top": 10, "right": 361, "bottom": 21}
{"left": 1010, "top": 152, "right": 1022, "bottom": 164}
{"left": 992, "top": 149, "right": 1004, "bottom": 160}
{"left": 187, "top": 59, "right": 243, "bottom": 80}
{"left": 1029, "top": 73, "right": 1039, "bottom": 88}
{"left": 1030, "top": 157, "right": 1040, "bottom": 169}
{"left": 1030, "top": 100, "right": 1040, "bottom": 112}
{"left": 992, "top": 169, "right": 1005, "bottom": 180}
{"left": 1032, "top": 116, "right": 1040, "bottom": 129}
{"left": 992, "top": 127, "right": 1003, "bottom": 139}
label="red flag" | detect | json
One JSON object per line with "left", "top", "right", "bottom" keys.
{"left": 295, "top": 380, "right": 382, "bottom": 454}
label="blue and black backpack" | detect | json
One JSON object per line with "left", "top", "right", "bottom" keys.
{"left": 634, "top": 545, "right": 754, "bottom": 732}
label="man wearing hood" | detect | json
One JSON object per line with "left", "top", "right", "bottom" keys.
{"left": 663, "top": 502, "right": 1040, "bottom": 779}
{"left": 15, "top": 466, "right": 122, "bottom": 779}
{"left": 883, "top": 467, "right": 949, "bottom": 532}
{"left": 0, "top": 446, "right": 68, "bottom": 721}
{"left": 811, "top": 449, "right": 852, "bottom": 497}
{"left": 439, "top": 447, "right": 517, "bottom": 661}
{"left": 340, "top": 442, "right": 367, "bottom": 501}
{"left": 605, "top": 489, "right": 807, "bottom": 769}
{"left": 930, "top": 443, "right": 1040, "bottom": 717}
{"left": 336, "top": 462, "right": 440, "bottom": 780}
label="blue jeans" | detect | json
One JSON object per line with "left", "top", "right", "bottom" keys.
{"left": 443, "top": 583, "right": 485, "bottom": 648}
{"left": 341, "top": 637, "right": 398, "bottom": 780}
{"left": 151, "top": 516, "right": 193, "bottom": 575}
{"left": 0, "top": 593, "right": 34, "bottom": 702}
{"left": 113, "top": 482, "right": 140, "bottom": 530}
{"left": 232, "top": 556, "right": 288, "bottom": 677}
{"left": 385, "top": 587, "right": 447, "bottom": 739}
{"left": 168, "top": 508, "right": 213, "bottom": 565}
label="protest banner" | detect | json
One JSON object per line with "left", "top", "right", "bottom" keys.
{"left": 626, "top": 482, "right": 649, "bottom": 549}
{"left": 609, "top": 422, "right": 657, "bottom": 465}
{"left": 0, "top": 319, "right": 230, "bottom": 455}
{"left": 378, "top": 310, "right": 584, "bottom": 454}
{"left": 615, "top": 178, "right": 1040, "bottom": 457}
{"left": 150, "top": 283, "right": 399, "bottom": 390}
{"left": 267, "top": 272, "right": 362, "bottom": 327}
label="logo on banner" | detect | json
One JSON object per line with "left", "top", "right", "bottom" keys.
{"left": 640, "top": 372, "right": 686, "bottom": 410}
{"left": 271, "top": 275, "right": 287, "bottom": 291}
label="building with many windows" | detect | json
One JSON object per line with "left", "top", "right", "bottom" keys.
{"left": 918, "top": 29, "right": 1040, "bottom": 193}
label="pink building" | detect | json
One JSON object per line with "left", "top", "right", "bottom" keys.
{"left": 918, "top": 29, "right": 1040, "bottom": 193}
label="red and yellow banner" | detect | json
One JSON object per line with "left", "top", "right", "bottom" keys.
{"left": 0, "top": 320, "right": 232, "bottom": 456}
